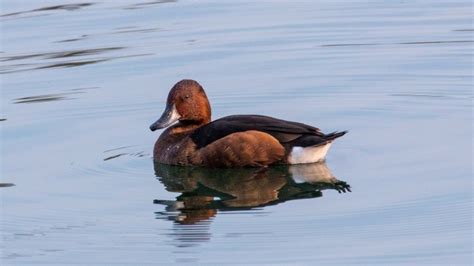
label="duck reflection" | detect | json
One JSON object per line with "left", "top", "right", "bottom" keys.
{"left": 153, "top": 162, "right": 350, "bottom": 225}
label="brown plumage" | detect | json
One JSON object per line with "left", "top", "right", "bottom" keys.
{"left": 150, "top": 79, "right": 347, "bottom": 167}
{"left": 196, "top": 130, "right": 285, "bottom": 167}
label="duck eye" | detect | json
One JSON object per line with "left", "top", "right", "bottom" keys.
{"left": 183, "top": 95, "right": 190, "bottom": 100}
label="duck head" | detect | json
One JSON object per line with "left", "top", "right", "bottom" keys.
{"left": 150, "top": 79, "right": 211, "bottom": 131}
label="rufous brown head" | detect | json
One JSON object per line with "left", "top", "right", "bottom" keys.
{"left": 150, "top": 79, "right": 212, "bottom": 131}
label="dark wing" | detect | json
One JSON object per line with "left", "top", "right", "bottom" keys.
{"left": 190, "top": 115, "right": 344, "bottom": 149}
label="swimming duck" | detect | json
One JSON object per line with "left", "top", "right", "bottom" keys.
{"left": 150, "top": 79, "right": 346, "bottom": 167}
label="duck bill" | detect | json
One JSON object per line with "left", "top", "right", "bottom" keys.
{"left": 149, "top": 104, "right": 181, "bottom": 131}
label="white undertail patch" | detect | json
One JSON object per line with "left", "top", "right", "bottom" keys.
{"left": 287, "top": 143, "right": 332, "bottom": 164}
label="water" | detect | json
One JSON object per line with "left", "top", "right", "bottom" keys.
{"left": 1, "top": 0, "right": 472, "bottom": 264}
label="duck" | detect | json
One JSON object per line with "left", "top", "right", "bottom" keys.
{"left": 149, "top": 79, "right": 347, "bottom": 168}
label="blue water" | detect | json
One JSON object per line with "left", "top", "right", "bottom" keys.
{"left": 1, "top": 0, "right": 472, "bottom": 264}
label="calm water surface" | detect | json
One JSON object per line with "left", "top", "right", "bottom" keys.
{"left": 1, "top": 0, "right": 472, "bottom": 265}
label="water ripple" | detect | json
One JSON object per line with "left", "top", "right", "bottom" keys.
{"left": 321, "top": 40, "right": 474, "bottom": 47}
{"left": 1, "top": 3, "right": 95, "bottom": 19}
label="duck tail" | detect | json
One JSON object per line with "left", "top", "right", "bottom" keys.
{"left": 324, "top": 130, "right": 348, "bottom": 142}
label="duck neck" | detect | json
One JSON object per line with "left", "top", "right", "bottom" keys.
{"left": 171, "top": 120, "right": 208, "bottom": 134}
{"left": 179, "top": 117, "right": 210, "bottom": 127}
